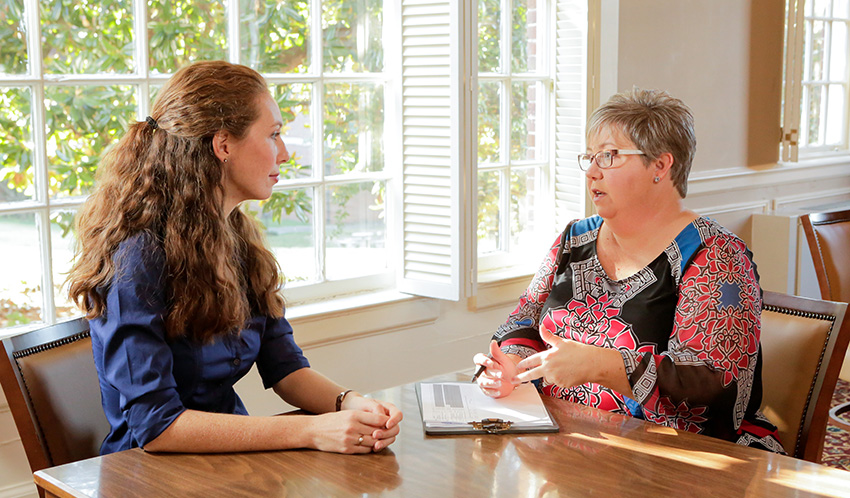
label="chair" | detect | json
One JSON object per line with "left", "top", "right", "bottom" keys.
{"left": 0, "top": 317, "right": 109, "bottom": 473}
{"left": 759, "top": 290, "right": 850, "bottom": 462}
{"left": 800, "top": 209, "right": 850, "bottom": 432}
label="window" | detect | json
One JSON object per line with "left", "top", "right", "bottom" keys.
{"left": 0, "top": 0, "right": 590, "bottom": 330}
{"left": 476, "top": 0, "right": 553, "bottom": 272}
{"left": 782, "top": 0, "right": 850, "bottom": 161}
{"left": 0, "top": 0, "right": 390, "bottom": 329}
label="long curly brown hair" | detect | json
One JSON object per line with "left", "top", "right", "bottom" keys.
{"left": 68, "top": 61, "right": 284, "bottom": 343}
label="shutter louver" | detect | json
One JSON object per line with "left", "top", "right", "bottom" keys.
{"left": 553, "top": 0, "right": 588, "bottom": 229}
{"left": 398, "top": 0, "right": 465, "bottom": 299}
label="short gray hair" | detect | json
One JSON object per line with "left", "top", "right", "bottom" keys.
{"left": 587, "top": 88, "right": 696, "bottom": 197}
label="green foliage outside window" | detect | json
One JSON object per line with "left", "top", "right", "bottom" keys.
{"left": 0, "top": 0, "right": 386, "bottom": 327}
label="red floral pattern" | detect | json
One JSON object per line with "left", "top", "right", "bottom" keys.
{"left": 493, "top": 218, "right": 781, "bottom": 451}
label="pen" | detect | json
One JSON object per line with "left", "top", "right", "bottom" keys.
{"left": 470, "top": 355, "right": 492, "bottom": 383}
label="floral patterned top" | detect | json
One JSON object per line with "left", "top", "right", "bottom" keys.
{"left": 495, "top": 216, "right": 785, "bottom": 453}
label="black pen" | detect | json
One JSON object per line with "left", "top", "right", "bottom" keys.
{"left": 470, "top": 355, "right": 492, "bottom": 383}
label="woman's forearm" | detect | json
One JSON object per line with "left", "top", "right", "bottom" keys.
{"left": 272, "top": 367, "right": 352, "bottom": 414}
{"left": 142, "top": 409, "right": 315, "bottom": 453}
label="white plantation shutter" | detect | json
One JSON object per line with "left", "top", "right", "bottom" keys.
{"left": 397, "top": 0, "right": 471, "bottom": 300}
{"left": 781, "top": 0, "right": 805, "bottom": 162}
{"left": 552, "top": 0, "right": 588, "bottom": 228}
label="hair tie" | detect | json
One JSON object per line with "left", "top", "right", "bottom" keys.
{"left": 145, "top": 116, "right": 159, "bottom": 130}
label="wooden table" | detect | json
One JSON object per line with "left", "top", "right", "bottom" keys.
{"left": 34, "top": 373, "right": 850, "bottom": 497}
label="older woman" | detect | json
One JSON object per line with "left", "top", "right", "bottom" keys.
{"left": 473, "top": 88, "right": 783, "bottom": 452}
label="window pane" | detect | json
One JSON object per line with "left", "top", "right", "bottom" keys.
{"left": 325, "top": 181, "right": 387, "bottom": 280}
{"left": 258, "top": 189, "right": 317, "bottom": 285}
{"left": 510, "top": 167, "right": 539, "bottom": 253}
{"left": 148, "top": 0, "right": 227, "bottom": 74}
{"left": 511, "top": 81, "right": 540, "bottom": 161}
{"left": 512, "top": 0, "right": 541, "bottom": 73}
{"left": 478, "top": 169, "right": 501, "bottom": 254}
{"left": 826, "top": 83, "right": 846, "bottom": 145}
{"left": 805, "top": 84, "right": 823, "bottom": 146}
{"left": 323, "top": 83, "right": 384, "bottom": 176}
{"left": 829, "top": 21, "right": 847, "bottom": 81}
{"left": 240, "top": 0, "right": 311, "bottom": 74}
{"left": 835, "top": 0, "right": 850, "bottom": 17}
{"left": 813, "top": 0, "right": 831, "bottom": 17}
{"left": 479, "top": 0, "right": 501, "bottom": 73}
{"left": 322, "top": 0, "right": 383, "bottom": 73}
{"left": 0, "top": 213, "right": 43, "bottom": 327}
{"left": 50, "top": 210, "right": 78, "bottom": 319}
{"left": 0, "top": 86, "right": 34, "bottom": 201}
{"left": 272, "top": 83, "right": 313, "bottom": 179}
{"left": 45, "top": 85, "right": 137, "bottom": 199}
{"left": 478, "top": 81, "right": 501, "bottom": 164}
{"left": 0, "top": 0, "right": 28, "bottom": 74}
{"left": 810, "top": 20, "right": 825, "bottom": 81}
{"left": 41, "top": 0, "right": 135, "bottom": 74}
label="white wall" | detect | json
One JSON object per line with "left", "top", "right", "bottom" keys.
{"left": 3, "top": 1, "right": 850, "bottom": 496}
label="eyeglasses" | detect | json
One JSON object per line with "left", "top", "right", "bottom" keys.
{"left": 577, "top": 149, "right": 645, "bottom": 171}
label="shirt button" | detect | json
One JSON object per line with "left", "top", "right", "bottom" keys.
{"left": 232, "top": 358, "right": 241, "bottom": 367}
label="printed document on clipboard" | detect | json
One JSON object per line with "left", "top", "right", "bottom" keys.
{"left": 416, "top": 382, "right": 559, "bottom": 435}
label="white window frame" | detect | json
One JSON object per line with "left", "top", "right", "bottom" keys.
{"left": 475, "top": 0, "right": 554, "bottom": 277}
{"left": 1, "top": 0, "right": 595, "bottom": 333}
{"left": 782, "top": 0, "right": 850, "bottom": 162}
{"left": 0, "top": 0, "right": 396, "bottom": 330}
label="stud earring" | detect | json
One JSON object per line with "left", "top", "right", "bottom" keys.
{"left": 653, "top": 176, "right": 661, "bottom": 183}
{"left": 223, "top": 158, "right": 228, "bottom": 164}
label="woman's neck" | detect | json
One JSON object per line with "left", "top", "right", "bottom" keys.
{"left": 596, "top": 196, "right": 697, "bottom": 280}
{"left": 602, "top": 194, "right": 692, "bottom": 243}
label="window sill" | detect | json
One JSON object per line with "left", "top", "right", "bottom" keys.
{"left": 468, "top": 266, "right": 534, "bottom": 312}
{"left": 285, "top": 290, "right": 441, "bottom": 348}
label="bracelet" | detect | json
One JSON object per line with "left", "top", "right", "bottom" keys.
{"left": 335, "top": 389, "right": 354, "bottom": 412}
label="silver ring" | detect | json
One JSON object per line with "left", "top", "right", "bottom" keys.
{"left": 358, "top": 435, "right": 364, "bottom": 445}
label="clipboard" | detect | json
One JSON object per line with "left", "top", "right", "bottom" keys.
{"left": 415, "top": 381, "right": 559, "bottom": 435}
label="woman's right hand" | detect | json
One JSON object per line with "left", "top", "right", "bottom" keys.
{"left": 304, "top": 409, "right": 396, "bottom": 454}
{"left": 473, "top": 340, "right": 519, "bottom": 398}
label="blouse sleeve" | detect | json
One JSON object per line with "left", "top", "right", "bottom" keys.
{"left": 494, "top": 227, "right": 570, "bottom": 359}
{"left": 255, "top": 316, "right": 311, "bottom": 389}
{"left": 91, "top": 234, "right": 186, "bottom": 447}
{"left": 620, "top": 234, "right": 762, "bottom": 436}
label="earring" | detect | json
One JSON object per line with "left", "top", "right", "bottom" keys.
{"left": 653, "top": 176, "right": 661, "bottom": 183}
{"left": 223, "top": 158, "right": 228, "bottom": 164}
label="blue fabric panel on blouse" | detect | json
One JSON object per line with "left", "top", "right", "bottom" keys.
{"left": 672, "top": 222, "right": 705, "bottom": 275}
{"left": 624, "top": 396, "right": 644, "bottom": 419}
{"left": 570, "top": 215, "right": 603, "bottom": 238}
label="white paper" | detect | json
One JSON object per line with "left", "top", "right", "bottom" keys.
{"left": 419, "top": 382, "right": 554, "bottom": 428}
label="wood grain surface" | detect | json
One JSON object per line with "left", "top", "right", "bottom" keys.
{"left": 34, "top": 373, "right": 850, "bottom": 497}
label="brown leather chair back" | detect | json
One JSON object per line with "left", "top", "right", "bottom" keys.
{"left": 0, "top": 318, "right": 109, "bottom": 472}
{"left": 801, "top": 209, "right": 850, "bottom": 303}
{"left": 759, "top": 291, "right": 850, "bottom": 462}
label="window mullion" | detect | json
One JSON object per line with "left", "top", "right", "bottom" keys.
{"left": 228, "top": 0, "right": 240, "bottom": 63}
{"left": 134, "top": 0, "right": 150, "bottom": 119}
{"left": 500, "top": 0, "right": 512, "bottom": 253}
{"left": 26, "top": 0, "right": 56, "bottom": 323}
{"left": 314, "top": 0, "right": 326, "bottom": 283}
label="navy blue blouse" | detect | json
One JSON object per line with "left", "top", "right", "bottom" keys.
{"left": 90, "top": 232, "right": 310, "bottom": 454}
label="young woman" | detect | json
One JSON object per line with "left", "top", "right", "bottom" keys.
{"left": 68, "top": 61, "right": 401, "bottom": 455}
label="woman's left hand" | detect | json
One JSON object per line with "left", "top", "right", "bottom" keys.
{"left": 341, "top": 394, "right": 403, "bottom": 452}
{"left": 513, "top": 324, "right": 591, "bottom": 387}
